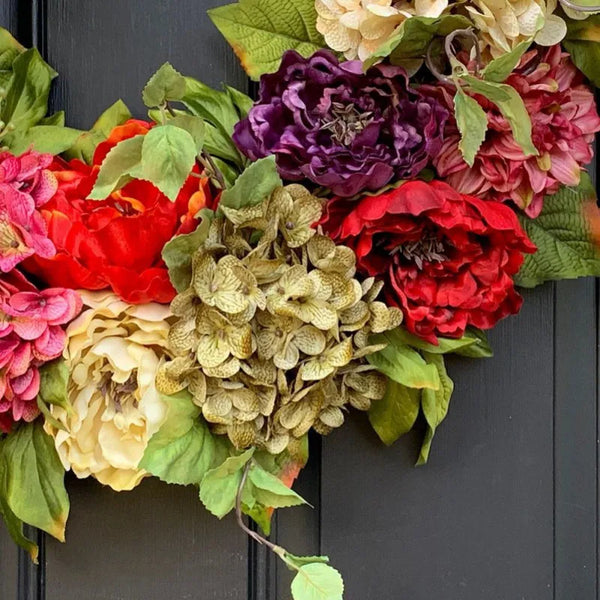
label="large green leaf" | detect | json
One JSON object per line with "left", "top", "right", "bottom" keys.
{"left": 0, "top": 494, "right": 39, "bottom": 563}
{"left": 364, "top": 14, "right": 471, "bottom": 69}
{"left": 460, "top": 75, "right": 537, "bottom": 158}
{"left": 482, "top": 38, "right": 532, "bottom": 83}
{"left": 242, "top": 463, "right": 307, "bottom": 510}
{"left": 140, "top": 391, "right": 228, "bottom": 485}
{"left": 219, "top": 156, "right": 281, "bottom": 211}
{"left": 139, "top": 124, "right": 197, "bottom": 201}
{"left": 208, "top": 0, "right": 326, "bottom": 80}
{"left": 515, "top": 173, "right": 600, "bottom": 287}
{"left": 10, "top": 125, "right": 82, "bottom": 155}
{"left": 368, "top": 331, "right": 440, "bottom": 389}
{"left": 199, "top": 449, "right": 255, "bottom": 518}
{"left": 0, "top": 28, "right": 25, "bottom": 90}
{"left": 417, "top": 353, "right": 454, "bottom": 465}
{"left": 290, "top": 562, "right": 344, "bottom": 600}
{"left": 454, "top": 87, "right": 488, "bottom": 168}
{"left": 564, "top": 15, "right": 600, "bottom": 87}
{"left": 142, "top": 62, "right": 186, "bottom": 108}
{"left": 0, "top": 422, "right": 69, "bottom": 541}
{"left": 389, "top": 327, "right": 493, "bottom": 357}
{"left": 368, "top": 380, "right": 421, "bottom": 445}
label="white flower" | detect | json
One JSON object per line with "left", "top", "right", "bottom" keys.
{"left": 316, "top": 0, "right": 448, "bottom": 61}
{"left": 45, "top": 291, "right": 173, "bottom": 491}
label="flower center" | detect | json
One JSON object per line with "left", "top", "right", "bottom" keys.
{"left": 320, "top": 102, "right": 374, "bottom": 146}
{"left": 391, "top": 235, "right": 448, "bottom": 270}
{"left": 99, "top": 373, "right": 138, "bottom": 411}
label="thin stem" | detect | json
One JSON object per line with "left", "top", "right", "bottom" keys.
{"left": 559, "top": 0, "right": 600, "bottom": 11}
{"left": 165, "top": 101, "right": 177, "bottom": 118}
{"left": 235, "top": 461, "right": 282, "bottom": 555}
{"left": 444, "top": 27, "right": 482, "bottom": 75}
{"left": 426, "top": 43, "right": 454, "bottom": 85}
{"left": 199, "top": 151, "right": 227, "bottom": 190}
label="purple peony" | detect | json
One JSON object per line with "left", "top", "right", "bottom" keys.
{"left": 233, "top": 50, "right": 448, "bottom": 198}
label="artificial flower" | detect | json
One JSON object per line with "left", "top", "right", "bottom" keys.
{"left": 25, "top": 120, "right": 216, "bottom": 304}
{"left": 233, "top": 50, "right": 448, "bottom": 198}
{"left": 0, "top": 149, "right": 57, "bottom": 272}
{"left": 45, "top": 291, "right": 173, "bottom": 491}
{"left": 157, "top": 184, "right": 401, "bottom": 453}
{"left": 316, "top": 0, "right": 448, "bottom": 61}
{"left": 0, "top": 270, "right": 81, "bottom": 432}
{"left": 465, "top": 0, "right": 567, "bottom": 59}
{"left": 424, "top": 46, "right": 600, "bottom": 217}
{"left": 321, "top": 180, "right": 536, "bottom": 343}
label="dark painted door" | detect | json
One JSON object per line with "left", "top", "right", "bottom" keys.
{"left": 1, "top": 2, "right": 598, "bottom": 599}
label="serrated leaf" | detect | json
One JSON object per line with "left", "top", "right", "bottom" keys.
{"left": 482, "top": 39, "right": 532, "bottom": 83}
{"left": 142, "top": 62, "right": 186, "bottom": 108}
{"left": 364, "top": 14, "right": 471, "bottom": 69}
{"left": 208, "top": 0, "right": 326, "bottom": 80}
{"left": 88, "top": 134, "right": 144, "bottom": 199}
{"left": 163, "top": 209, "right": 213, "bottom": 292}
{"left": 417, "top": 353, "right": 453, "bottom": 465}
{"left": 1, "top": 47, "right": 56, "bottom": 140}
{"left": 199, "top": 449, "right": 254, "bottom": 518}
{"left": 139, "top": 124, "right": 197, "bottom": 201}
{"left": 220, "top": 156, "right": 281, "bottom": 211}
{"left": 460, "top": 75, "right": 537, "bottom": 157}
{"left": 0, "top": 422, "right": 69, "bottom": 541}
{"left": 140, "top": 391, "right": 228, "bottom": 485}
{"left": 454, "top": 87, "right": 488, "bottom": 168}
{"left": 244, "top": 463, "right": 308, "bottom": 509}
{"left": 367, "top": 331, "right": 440, "bottom": 390}
{"left": 284, "top": 553, "right": 330, "bottom": 568}
{"left": 368, "top": 380, "right": 421, "bottom": 446}
{"left": 515, "top": 173, "right": 600, "bottom": 287}
{"left": 0, "top": 495, "right": 38, "bottom": 563}
{"left": 290, "top": 563, "right": 344, "bottom": 600}
{"left": 167, "top": 114, "right": 205, "bottom": 152}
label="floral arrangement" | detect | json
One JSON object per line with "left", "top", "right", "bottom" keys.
{"left": 1, "top": 1, "right": 600, "bottom": 597}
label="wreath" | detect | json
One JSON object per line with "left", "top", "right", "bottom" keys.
{"left": 1, "top": 1, "right": 600, "bottom": 598}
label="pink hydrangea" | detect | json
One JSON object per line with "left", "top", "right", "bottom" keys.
{"left": 422, "top": 46, "right": 600, "bottom": 217}
{"left": 0, "top": 149, "right": 58, "bottom": 272}
{"left": 0, "top": 270, "right": 81, "bottom": 433}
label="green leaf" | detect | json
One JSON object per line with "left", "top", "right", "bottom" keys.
{"left": 417, "top": 353, "right": 454, "bottom": 465}
{"left": 367, "top": 330, "right": 440, "bottom": 390}
{"left": 388, "top": 327, "right": 492, "bottom": 357}
{"left": 454, "top": 87, "right": 488, "bottom": 168}
{"left": 283, "top": 553, "right": 331, "bottom": 569}
{"left": 39, "top": 111, "right": 65, "bottom": 126}
{"left": 1, "top": 47, "right": 56, "bottom": 140}
{"left": 515, "top": 173, "right": 600, "bottom": 287}
{"left": 92, "top": 99, "right": 132, "bottom": 137}
{"left": 225, "top": 85, "right": 254, "bottom": 119}
{"left": 290, "top": 562, "right": 344, "bottom": 600}
{"left": 88, "top": 134, "right": 144, "bottom": 199}
{"left": 142, "top": 62, "right": 187, "bottom": 108}
{"left": 364, "top": 14, "right": 471, "bottom": 69}
{"left": 0, "top": 495, "right": 39, "bottom": 563}
{"left": 162, "top": 209, "right": 213, "bottom": 292}
{"left": 220, "top": 156, "right": 281, "bottom": 211}
{"left": 564, "top": 15, "right": 600, "bottom": 87}
{"left": 138, "top": 124, "right": 197, "bottom": 201}
{"left": 368, "top": 380, "right": 421, "bottom": 445}
{"left": 460, "top": 75, "right": 537, "bottom": 158}
{"left": 140, "top": 391, "right": 228, "bottom": 485}
{"left": 167, "top": 114, "right": 205, "bottom": 152}
{"left": 10, "top": 125, "right": 82, "bottom": 155}
{"left": 0, "top": 421, "right": 69, "bottom": 541}
{"left": 208, "top": 0, "right": 326, "bottom": 80}
{"left": 212, "top": 157, "right": 239, "bottom": 188}
{"left": 199, "top": 449, "right": 254, "bottom": 518}
{"left": 38, "top": 359, "right": 70, "bottom": 410}
{"left": 244, "top": 463, "right": 307, "bottom": 509}
{"left": 482, "top": 39, "right": 532, "bottom": 83}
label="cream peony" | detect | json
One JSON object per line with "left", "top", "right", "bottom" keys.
{"left": 45, "top": 291, "right": 173, "bottom": 491}
{"left": 316, "top": 0, "right": 448, "bottom": 60}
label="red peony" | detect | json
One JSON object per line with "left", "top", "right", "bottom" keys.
{"left": 24, "top": 120, "right": 217, "bottom": 304}
{"left": 0, "top": 270, "right": 81, "bottom": 433}
{"left": 422, "top": 46, "right": 600, "bottom": 218}
{"left": 321, "top": 180, "right": 536, "bottom": 342}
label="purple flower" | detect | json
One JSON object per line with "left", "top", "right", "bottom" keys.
{"left": 233, "top": 50, "right": 448, "bottom": 198}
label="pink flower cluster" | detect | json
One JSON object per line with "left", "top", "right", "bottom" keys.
{"left": 424, "top": 46, "right": 600, "bottom": 217}
{"left": 0, "top": 149, "right": 57, "bottom": 271}
{"left": 0, "top": 270, "right": 81, "bottom": 433}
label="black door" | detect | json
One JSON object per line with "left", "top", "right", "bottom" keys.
{"left": 1, "top": 2, "right": 598, "bottom": 599}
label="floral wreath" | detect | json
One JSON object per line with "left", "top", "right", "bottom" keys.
{"left": 1, "top": 1, "right": 600, "bottom": 598}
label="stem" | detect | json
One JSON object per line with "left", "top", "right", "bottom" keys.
{"left": 426, "top": 27, "right": 482, "bottom": 85}
{"left": 165, "top": 101, "right": 177, "bottom": 118}
{"left": 235, "top": 461, "right": 283, "bottom": 555}
{"left": 199, "top": 151, "right": 227, "bottom": 190}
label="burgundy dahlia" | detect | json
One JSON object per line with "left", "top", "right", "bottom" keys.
{"left": 233, "top": 50, "right": 448, "bottom": 197}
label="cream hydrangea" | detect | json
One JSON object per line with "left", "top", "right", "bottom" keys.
{"left": 465, "top": 0, "right": 568, "bottom": 59}
{"left": 316, "top": 0, "right": 448, "bottom": 60}
{"left": 44, "top": 291, "right": 173, "bottom": 492}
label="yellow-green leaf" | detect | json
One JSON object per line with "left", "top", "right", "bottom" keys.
{"left": 454, "top": 87, "right": 488, "bottom": 167}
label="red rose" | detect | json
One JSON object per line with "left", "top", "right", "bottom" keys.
{"left": 25, "top": 120, "right": 218, "bottom": 304}
{"left": 322, "top": 180, "right": 536, "bottom": 342}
